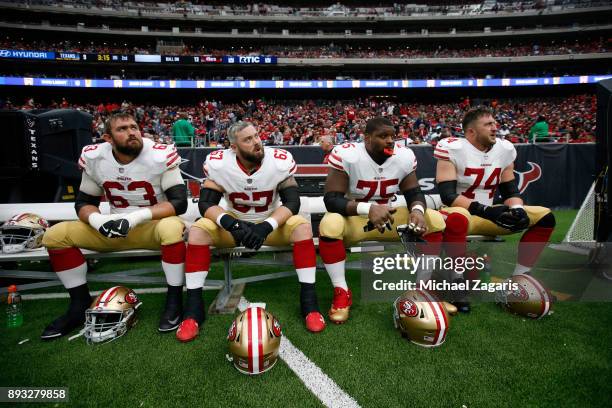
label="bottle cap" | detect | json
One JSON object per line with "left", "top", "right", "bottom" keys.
{"left": 7, "top": 285, "right": 17, "bottom": 293}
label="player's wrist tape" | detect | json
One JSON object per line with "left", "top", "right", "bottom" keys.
{"left": 510, "top": 204, "right": 524, "bottom": 209}
{"left": 356, "top": 202, "right": 372, "bottom": 216}
{"left": 217, "top": 213, "right": 237, "bottom": 230}
{"left": 264, "top": 217, "right": 279, "bottom": 231}
{"left": 124, "top": 208, "right": 152, "bottom": 228}
{"left": 410, "top": 204, "right": 425, "bottom": 214}
{"left": 88, "top": 213, "right": 106, "bottom": 230}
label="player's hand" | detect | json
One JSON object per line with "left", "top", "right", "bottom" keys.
{"left": 98, "top": 219, "right": 130, "bottom": 238}
{"left": 498, "top": 207, "right": 530, "bottom": 232}
{"left": 219, "top": 215, "right": 253, "bottom": 246}
{"left": 88, "top": 213, "right": 127, "bottom": 238}
{"left": 368, "top": 205, "right": 396, "bottom": 233}
{"left": 408, "top": 209, "right": 428, "bottom": 236}
{"left": 242, "top": 221, "right": 274, "bottom": 250}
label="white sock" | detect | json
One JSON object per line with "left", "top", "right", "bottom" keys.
{"left": 324, "top": 260, "right": 347, "bottom": 290}
{"left": 185, "top": 271, "right": 208, "bottom": 289}
{"left": 513, "top": 264, "right": 531, "bottom": 276}
{"left": 56, "top": 262, "right": 88, "bottom": 289}
{"left": 162, "top": 261, "right": 185, "bottom": 286}
{"left": 296, "top": 267, "right": 316, "bottom": 284}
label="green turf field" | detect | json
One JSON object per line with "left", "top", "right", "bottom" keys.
{"left": 1, "top": 209, "right": 611, "bottom": 407}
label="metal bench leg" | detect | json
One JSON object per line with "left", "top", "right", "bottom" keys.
{"left": 209, "top": 254, "right": 245, "bottom": 314}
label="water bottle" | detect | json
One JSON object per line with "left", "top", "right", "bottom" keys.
{"left": 6, "top": 285, "right": 23, "bottom": 328}
{"left": 481, "top": 254, "right": 492, "bottom": 283}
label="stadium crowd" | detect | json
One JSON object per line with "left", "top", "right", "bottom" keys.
{"left": 18, "top": 0, "right": 609, "bottom": 17}
{"left": 0, "top": 38, "right": 607, "bottom": 59}
{"left": 4, "top": 94, "right": 595, "bottom": 146}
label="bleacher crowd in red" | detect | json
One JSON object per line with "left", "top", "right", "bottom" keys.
{"left": 5, "top": 94, "right": 595, "bottom": 146}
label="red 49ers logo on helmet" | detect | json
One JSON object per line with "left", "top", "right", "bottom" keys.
{"left": 227, "top": 320, "right": 237, "bottom": 341}
{"left": 125, "top": 291, "right": 139, "bottom": 304}
{"left": 509, "top": 285, "right": 529, "bottom": 301}
{"left": 272, "top": 319, "right": 282, "bottom": 337}
{"left": 399, "top": 299, "right": 418, "bottom": 317}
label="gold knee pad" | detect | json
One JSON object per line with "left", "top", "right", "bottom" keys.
{"left": 424, "top": 208, "right": 446, "bottom": 234}
{"left": 154, "top": 216, "right": 185, "bottom": 246}
{"left": 318, "top": 213, "right": 346, "bottom": 240}
{"left": 265, "top": 215, "right": 310, "bottom": 247}
{"left": 42, "top": 221, "right": 74, "bottom": 249}
{"left": 191, "top": 217, "right": 235, "bottom": 247}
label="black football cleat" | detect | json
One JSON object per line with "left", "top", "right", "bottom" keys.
{"left": 41, "top": 306, "right": 88, "bottom": 341}
{"left": 158, "top": 285, "right": 183, "bottom": 332}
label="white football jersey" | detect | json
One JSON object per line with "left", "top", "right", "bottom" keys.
{"left": 327, "top": 142, "right": 417, "bottom": 204}
{"left": 435, "top": 137, "right": 516, "bottom": 205}
{"left": 79, "top": 138, "right": 180, "bottom": 214}
{"left": 204, "top": 147, "right": 297, "bottom": 222}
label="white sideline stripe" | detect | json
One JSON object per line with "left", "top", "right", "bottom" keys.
{"left": 240, "top": 299, "right": 360, "bottom": 408}
{"left": 21, "top": 286, "right": 221, "bottom": 300}
{"left": 279, "top": 336, "right": 361, "bottom": 408}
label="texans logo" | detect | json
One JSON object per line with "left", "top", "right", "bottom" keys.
{"left": 514, "top": 162, "right": 542, "bottom": 193}
{"left": 399, "top": 299, "right": 418, "bottom": 317}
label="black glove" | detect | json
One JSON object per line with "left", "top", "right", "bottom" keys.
{"left": 242, "top": 221, "right": 274, "bottom": 250}
{"left": 503, "top": 207, "right": 530, "bottom": 232}
{"left": 98, "top": 219, "right": 130, "bottom": 238}
{"left": 219, "top": 214, "right": 253, "bottom": 246}
{"left": 469, "top": 203, "right": 518, "bottom": 230}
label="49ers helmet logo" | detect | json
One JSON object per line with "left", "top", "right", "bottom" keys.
{"left": 227, "top": 320, "right": 237, "bottom": 341}
{"left": 399, "top": 299, "right": 418, "bottom": 317}
{"left": 125, "top": 291, "right": 138, "bottom": 304}
{"left": 509, "top": 284, "right": 529, "bottom": 301}
{"left": 514, "top": 162, "right": 542, "bottom": 194}
{"left": 272, "top": 319, "right": 282, "bottom": 337}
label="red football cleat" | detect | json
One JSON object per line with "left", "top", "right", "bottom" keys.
{"left": 176, "top": 318, "right": 199, "bottom": 343}
{"left": 328, "top": 287, "right": 352, "bottom": 324}
{"left": 305, "top": 311, "right": 326, "bottom": 333}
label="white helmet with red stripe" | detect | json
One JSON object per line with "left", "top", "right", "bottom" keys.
{"left": 496, "top": 274, "right": 553, "bottom": 319}
{"left": 0, "top": 213, "right": 49, "bottom": 254}
{"left": 393, "top": 290, "right": 457, "bottom": 348}
{"left": 227, "top": 306, "right": 281, "bottom": 375}
{"left": 84, "top": 286, "right": 142, "bottom": 344}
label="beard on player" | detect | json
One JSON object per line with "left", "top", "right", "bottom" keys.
{"left": 237, "top": 141, "right": 265, "bottom": 165}
{"left": 113, "top": 134, "right": 144, "bottom": 158}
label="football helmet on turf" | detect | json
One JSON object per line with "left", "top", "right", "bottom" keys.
{"left": 0, "top": 213, "right": 49, "bottom": 254}
{"left": 496, "top": 274, "right": 553, "bottom": 319}
{"left": 393, "top": 290, "right": 457, "bottom": 348}
{"left": 84, "top": 286, "right": 141, "bottom": 344}
{"left": 227, "top": 307, "right": 281, "bottom": 375}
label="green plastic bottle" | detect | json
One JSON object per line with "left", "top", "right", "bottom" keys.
{"left": 6, "top": 285, "right": 23, "bottom": 328}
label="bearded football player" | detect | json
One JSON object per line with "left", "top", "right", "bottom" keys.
{"left": 182, "top": 121, "right": 324, "bottom": 342}
{"left": 319, "top": 117, "right": 469, "bottom": 323}
{"left": 41, "top": 112, "right": 188, "bottom": 340}
{"left": 435, "top": 106, "right": 555, "bottom": 281}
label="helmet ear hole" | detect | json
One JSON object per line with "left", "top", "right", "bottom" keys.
{"left": 419, "top": 308, "right": 425, "bottom": 319}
